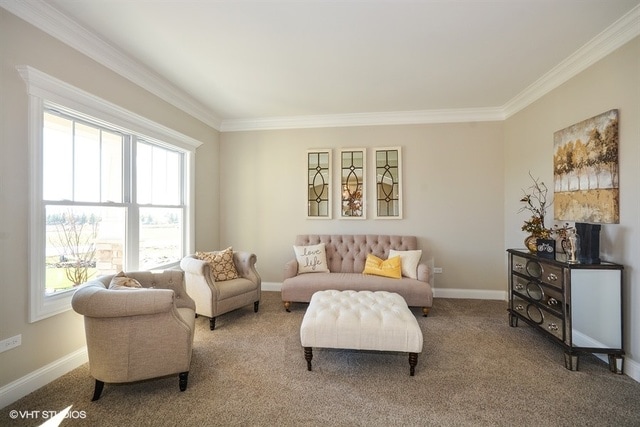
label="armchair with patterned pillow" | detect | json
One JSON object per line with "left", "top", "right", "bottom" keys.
{"left": 180, "top": 247, "right": 261, "bottom": 330}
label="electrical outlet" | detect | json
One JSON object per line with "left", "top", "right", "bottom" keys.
{"left": 434, "top": 267, "right": 443, "bottom": 274}
{"left": 0, "top": 334, "right": 21, "bottom": 353}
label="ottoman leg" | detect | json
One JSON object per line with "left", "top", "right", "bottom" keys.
{"left": 409, "top": 353, "right": 418, "bottom": 376}
{"left": 304, "top": 347, "right": 313, "bottom": 371}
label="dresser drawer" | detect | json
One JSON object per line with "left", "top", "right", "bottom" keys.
{"left": 512, "top": 295, "right": 564, "bottom": 341}
{"left": 512, "top": 255, "right": 563, "bottom": 290}
{"left": 511, "top": 276, "right": 564, "bottom": 316}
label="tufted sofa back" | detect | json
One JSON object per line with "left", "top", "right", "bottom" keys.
{"left": 294, "top": 234, "right": 418, "bottom": 274}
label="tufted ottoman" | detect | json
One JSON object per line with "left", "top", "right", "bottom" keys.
{"left": 300, "top": 290, "right": 423, "bottom": 375}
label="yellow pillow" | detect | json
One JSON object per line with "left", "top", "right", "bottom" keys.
{"left": 363, "top": 254, "right": 402, "bottom": 279}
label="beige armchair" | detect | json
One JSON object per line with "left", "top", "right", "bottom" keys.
{"left": 180, "top": 251, "right": 261, "bottom": 330}
{"left": 71, "top": 270, "right": 196, "bottom": 401}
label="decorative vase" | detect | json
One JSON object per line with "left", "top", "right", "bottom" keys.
{"left": 565, "top": 229, "right": 581, "bottom": 263}
{"left": 525, "top": 235, "right": 538, "bottom": 253}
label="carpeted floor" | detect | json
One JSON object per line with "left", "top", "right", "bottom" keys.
{"left": 2, "top": 291, "right": 640, "bottom": 426}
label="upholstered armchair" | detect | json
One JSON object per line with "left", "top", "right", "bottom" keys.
{"left": 71, "top": 270, "right": 196, "bottom": 401}
{"left": 180, "top": 250, "right": 261, "bottom": 330}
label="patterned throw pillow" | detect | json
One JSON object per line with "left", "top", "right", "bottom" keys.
{"left": 109, "top": 271, "right": 143, "bottom": 289}
{"left": 363, "top": 254, "right": 402, "bottom": 279}
{"left": 293, "top": 243, "right": 330, "bottom": 274}
{"left": 195, "top": 247, "right": 239, "bottom": 281}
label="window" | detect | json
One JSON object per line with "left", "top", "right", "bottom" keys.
{"left": 19, "top": 66, "right": 201, "bottom": 322}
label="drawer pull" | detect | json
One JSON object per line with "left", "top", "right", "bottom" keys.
{"left": 515, "top": 283, "right": 524, "bottom": 291}
{"left": 547, "top": 273, "right": 558, "bottom": 282}
{"left": 515, "top": 304, "right": 524, "bottom": 311}
{"left": 514, "top": 263, "right": 524, "bottom": 271}
{"left": 548, "top": 323, "right": 559, "bottom": 331}
{"left": 548, "top": 298, "right": 559, "bottom": 306}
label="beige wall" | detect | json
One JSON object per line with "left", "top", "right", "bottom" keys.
{"left": 0, "top": 10, "right": 219, "bottom": 389}
{"left": 219, "top": 122, "right": 506, "bottom": 295}
{"left": 504, "top": 37, "right": 640, "bottom": 374}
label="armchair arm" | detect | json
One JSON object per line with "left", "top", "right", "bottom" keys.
{"left": 233, "top": 251, "right": 261, "bottom": 286}
{"left": 283, "top": 259, "right": 298, "bottom": 280}
{"left": 72, "top": 282, "right": 176, "bottom": 318}
{"left": 180, "top": 256, "right": 208, "bottom": 276}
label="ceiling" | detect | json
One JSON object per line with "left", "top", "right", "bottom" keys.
{"left": 7, "top": 1, "right": 640, "bottom": 130}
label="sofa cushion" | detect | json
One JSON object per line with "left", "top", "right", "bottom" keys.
{"left": 293, "top": 243, "right": 330, "bottom": 274}
{"left": 389, "top": 249, "right": 422, "bottom": 279}
{"left": 282, "top": 272, "right": 431, "bottom": 307}
{"left": 196, "top": 247, "right": 239, "bottom": 281}
{"left": 363, "top": 254, "right": 402, "bottom": 279}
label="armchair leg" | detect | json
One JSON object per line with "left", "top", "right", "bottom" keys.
{"left": 254, "top": 301, "right": 260, "bottom": 313}
{"left": 91, "top": 380, "right": 105, "bottom": 401}
{"left": 422, "top": 307, "right": 430, "bottom": 317}
{"left": 179, "top": 372, "right": 189, "bottom": 391}
{"left": 284, "top": 301, "right": 291, "bottom": 312}
{"left": 209, "top": 317, "right": 216, "bottom": 330}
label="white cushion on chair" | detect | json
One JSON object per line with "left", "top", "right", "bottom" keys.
{"left": 300, "top": 290, "right": 423, "bottom": 353}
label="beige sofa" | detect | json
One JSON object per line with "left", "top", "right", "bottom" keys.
{"left": 71, "top": 270, "right": 196, "bottom": 400}
{"left": 282, "top": 235, "right": 433, "bottom": 315}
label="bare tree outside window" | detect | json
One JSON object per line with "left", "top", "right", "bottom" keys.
{"left": 48, "top": 209, "right": 100, "bottom": 287}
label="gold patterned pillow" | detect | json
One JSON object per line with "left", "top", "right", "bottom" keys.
{"left": 109, "top": 271, "right": 143, "bottom": 289}
{"left": 195, "top": 247, "right": 239, "bottom": 281}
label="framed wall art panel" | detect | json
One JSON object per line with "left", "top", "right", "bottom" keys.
{"left": 307, "top": 149, "right": 332, "bottom": 219}
{"left": 374, "top": 147, "right": 402, "bottom": 219}
{"left": 340, "top": 148, "right": 366, "bottom": 219}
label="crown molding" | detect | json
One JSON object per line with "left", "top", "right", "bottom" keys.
{"left": 503, "top": 4, "right": 640, "bottom": 119}
{"left": 219, "top": 107, "right": 505, "bottom": 132}
{"left": 3, "top": 1, "right": 638, "bottom": 132}
{"left": 1, "top": 0, "right": 222, "bottom": 130}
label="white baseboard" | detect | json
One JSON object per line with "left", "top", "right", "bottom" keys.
{"left": 261, "top": 281, "right": 282, "bottom": 292}
{"left": 432, "top": 287, "right": 508, "bottom": 300}
{"left": 625, "top": 357, "right": 640, "bottom": 382}
{"left": 0, "top": 347, "right": 88, "bottom": 410}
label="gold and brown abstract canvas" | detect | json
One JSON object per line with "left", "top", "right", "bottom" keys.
{"left": 553, "top": 109, "right": 619, "bottom": 223}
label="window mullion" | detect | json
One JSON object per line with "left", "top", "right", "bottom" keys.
{"left": 125, "top": 135, "right": 138, "bottom": 270}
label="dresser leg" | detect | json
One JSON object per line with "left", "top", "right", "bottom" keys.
{"left": 608, "top": 354, "right": 624, "bottom": 374}
{"left": 564, "top": 352, "right": 579, "bottom": 371}
{"left": 509, "top": 313, "right": 518, "bottom": 327}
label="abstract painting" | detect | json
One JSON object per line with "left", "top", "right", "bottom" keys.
{"left": 553, "top": 109, "right": 619, "bottom": 223}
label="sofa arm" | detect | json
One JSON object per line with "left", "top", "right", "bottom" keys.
{"left": 72, "top": 282, "right": 176, "bottom": 318}
{"left": 233, "top": 251, "right": 261, "bottom": 286}
{"left": 283, "top": 259, "right": 298, "bottom": 280}
{"left": 417, "top": 263, "right": 430, "bottom": 283}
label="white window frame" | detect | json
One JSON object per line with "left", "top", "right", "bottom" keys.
{"left": 18, "top": 66, "right": 202, "bottom": 322}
